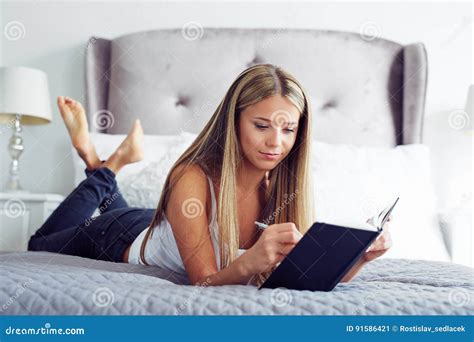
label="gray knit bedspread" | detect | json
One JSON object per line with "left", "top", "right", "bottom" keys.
{"left": 1, "top": 251, "right": 472, "bottom": 315}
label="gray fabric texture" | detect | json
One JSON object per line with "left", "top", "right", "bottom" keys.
{"left": 1, "top": 251, "right": 472, "bottom": 315}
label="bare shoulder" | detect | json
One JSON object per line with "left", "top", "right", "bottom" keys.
{"left": 166, "top": 163, "right": 210, "bottom": 219}
{"left": 169, "top": 163, "right": 207, "bottom": 185}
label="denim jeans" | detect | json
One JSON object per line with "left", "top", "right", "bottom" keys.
{"left": 27, "top": 166, "right": 155, "bottom": 262}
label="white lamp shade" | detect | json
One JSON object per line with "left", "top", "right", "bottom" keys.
{"left": 0, "top": 66, "right": 52, "bottom": 125}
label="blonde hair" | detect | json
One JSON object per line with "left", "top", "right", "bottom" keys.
{"left": 140, "top": 63, "right": 315, "bottom": 286}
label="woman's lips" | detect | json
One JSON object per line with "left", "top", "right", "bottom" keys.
{"left": 259, "top": 151, "right": 281, "bottom": 160}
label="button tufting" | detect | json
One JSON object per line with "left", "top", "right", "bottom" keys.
{"left": 246, "top": 55, "right": 264, "bottom": 67}
{"left": 322, "top": 100, "right": 337, "bottom": 109}
{"left": 175, "top": 95, "right": 190, "bottom": 107}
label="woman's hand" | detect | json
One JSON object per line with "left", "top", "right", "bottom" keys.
{"left": 363, "top": 215, "right": 393, "bottom": 262}
{"left": 241, "top": 223, "right": 302, "bottom": 275}
{"left": 341, "top": 215, "right": 394, "bottom": 282}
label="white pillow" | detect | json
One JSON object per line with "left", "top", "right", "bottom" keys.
{"left": 312, "top": 141, "right": 450, "bottom": 262}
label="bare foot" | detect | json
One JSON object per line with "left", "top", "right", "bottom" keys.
{"left": 57, "top": 96, "right": 101, "bottom": 169}
{"left": 101, "top": 119, "right": 144, "bottom": 174}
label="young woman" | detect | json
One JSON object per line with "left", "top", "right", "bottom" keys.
{"left": 28, "top": 64, "right": 393, "bottom": 287}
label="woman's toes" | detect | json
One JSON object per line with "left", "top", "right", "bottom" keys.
{"left": 131, "top": 119, "right": 143, "bottom": 135}
{"left": 114, "top": 119, "right": 144, "bottom": 164}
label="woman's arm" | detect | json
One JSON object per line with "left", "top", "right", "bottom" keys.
{"left": 166, "top": 165, "right": 301, "bottom": 286}
{"left": 167, "top": 165, "right": 259, "bottom": 286}
{"left": 166, "top": 165, "right": 225, "bottom": 285}
{"left": 193, "top": 254, "right": 254, "bottom": 286}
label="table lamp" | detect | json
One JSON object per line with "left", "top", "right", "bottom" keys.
{"left": 0, "top": 66, "right": 52, "bottom": 192}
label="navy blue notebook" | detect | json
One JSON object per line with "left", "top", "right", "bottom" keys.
{"left": 259, "top": 197, "right": 399, "bottom": 292}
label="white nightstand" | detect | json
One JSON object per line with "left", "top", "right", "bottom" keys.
{"left": 0, "top": 192, "right": 65, "bottom": 252}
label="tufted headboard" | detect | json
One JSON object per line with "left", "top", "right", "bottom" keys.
{"left": 84, "top": 28, "right": 427, "bottom": 147}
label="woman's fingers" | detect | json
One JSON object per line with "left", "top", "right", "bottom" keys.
{"left": 276, "top": 243, "right": 296, "bottom": 256}
{"left": 368, "top": 231, "right": 392, "bottom": 252}
{"left": 276, "top": 230, "right": 301, "bottom": 244}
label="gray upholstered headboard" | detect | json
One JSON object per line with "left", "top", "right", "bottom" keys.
{"left": 85, "top": 28, "right": 427, "bottom": 147}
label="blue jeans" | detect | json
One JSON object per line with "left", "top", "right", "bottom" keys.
{"left": 27, "top": 167, "right": 155, "bottom": 262}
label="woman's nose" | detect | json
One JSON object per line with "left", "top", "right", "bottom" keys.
{"left": 266, "top": 129, "right": 283, "bottom": 147}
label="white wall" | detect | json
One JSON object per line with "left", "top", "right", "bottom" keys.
{"left": 0, "top": 1, "right": 472, "bottom": 198}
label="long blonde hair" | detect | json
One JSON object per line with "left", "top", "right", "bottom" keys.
{"left": 140, "top": 63, "right": 315, "bottom": 286}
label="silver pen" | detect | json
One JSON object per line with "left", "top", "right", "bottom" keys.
{"left": 254, "top": 221, "right": 269, "bottom": 230}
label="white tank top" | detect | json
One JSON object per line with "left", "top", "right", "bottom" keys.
{"left": 128, "top": 175, "right": 247, "bottom": 276}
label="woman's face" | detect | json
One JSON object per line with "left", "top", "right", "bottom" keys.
{"left": 238, "top": 95, "right": 301, "bottom": 171}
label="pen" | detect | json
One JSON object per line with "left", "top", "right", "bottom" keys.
{"left": 254, "top": 221, "right": 268, "bottom": 230}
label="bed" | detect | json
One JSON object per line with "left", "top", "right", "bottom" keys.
{"left": 1, "top": 251, "right": 473, "bottom": 315}
{"left": 1, "top": 28, "right": 472, "bottom": 315}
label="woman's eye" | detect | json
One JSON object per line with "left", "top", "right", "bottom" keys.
{"left": 255, "top": 124, "right": 295, "bottom": 133}
{"left": 255, "top": 124, "right": 268, "bottom": 130}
